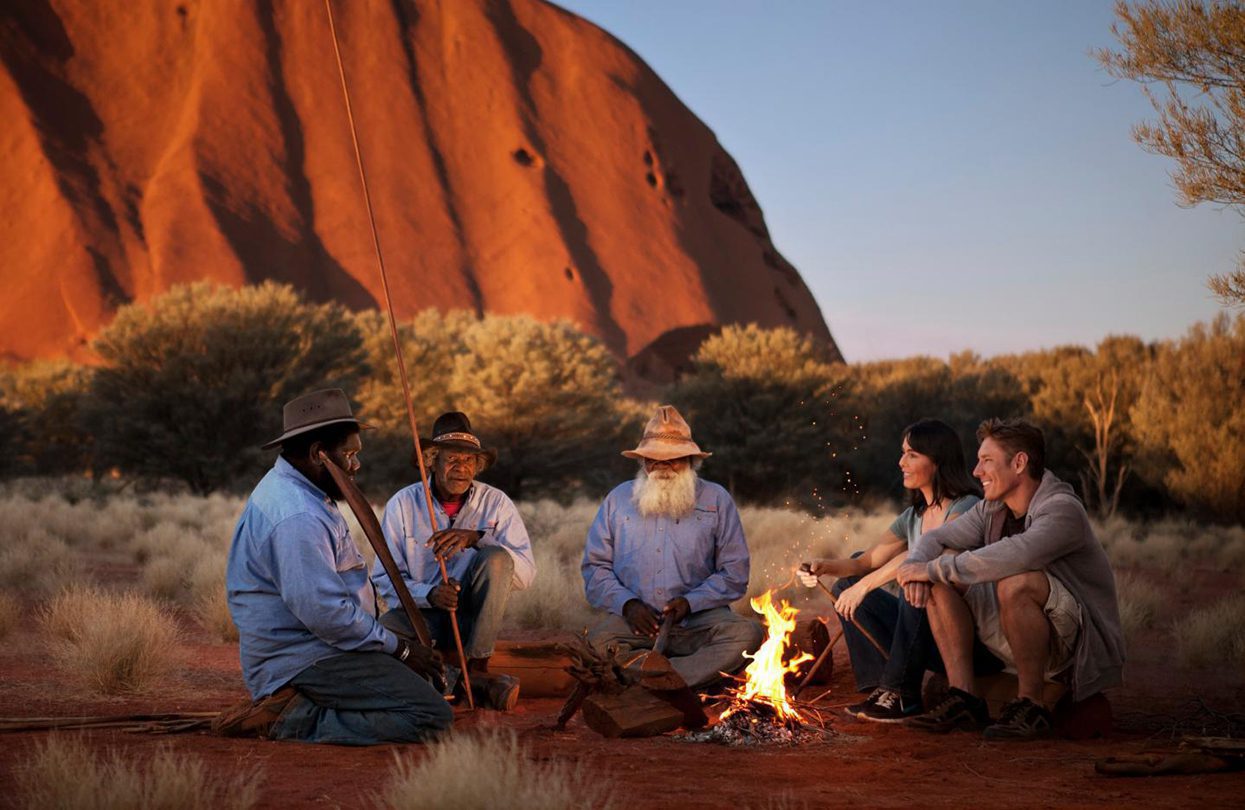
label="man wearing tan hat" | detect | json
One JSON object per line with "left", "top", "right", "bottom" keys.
{"left": 375, "top": 411, "right": 535, "bottom": 711}
{"left": 581, "top": 405, "right": 763, "bottom": 688}
{"left": 219, "top": 389, "right": 452, "bottom": 744}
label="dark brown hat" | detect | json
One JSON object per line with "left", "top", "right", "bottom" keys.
{"left": 261, "top": 389, "right": 371, "bottom": 450}
{"left": 419, "top": 411, "right": 498, "bottom": 468}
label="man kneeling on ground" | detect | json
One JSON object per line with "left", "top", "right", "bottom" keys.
{"left": 219, "top": 389, "right": 452, "bottom": 744}
{"left": 896, "top": 417, "right": 1125, "bottom": 741}
{"left": 374, "top": 411, "right": 535, "bottom": 711}
{"left": 581, "top": 405, "right": 763, "bottom": 689}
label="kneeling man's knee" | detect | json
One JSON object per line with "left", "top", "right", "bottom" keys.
{"left": 736, "top": 618, "right": 765, "bottom": 653}
{"left": 996, "top": 571, "right": 1047, "bottom": 607}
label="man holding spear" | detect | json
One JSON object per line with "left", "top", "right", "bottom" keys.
{"left": 375, "top": 411, "right": 536, "bottom": 711}
{"left": 218, "top": 389, "right": 452, "bottom": 744}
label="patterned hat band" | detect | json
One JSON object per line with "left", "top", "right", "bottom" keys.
{"left": 643, "top": 431, "right": 692, "bottom": 441}
{"left": 434, "top": 431, "right": 481, "bottom": 448}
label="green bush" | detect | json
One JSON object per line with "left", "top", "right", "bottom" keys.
{"left": 0, "top": 360, "right": 93, "bottom": 476}
{"left": 668, "top": 324, "right": 853, "bottom": 503}
{"left": 81, "top": 282, "right": 367, "bottom": 494}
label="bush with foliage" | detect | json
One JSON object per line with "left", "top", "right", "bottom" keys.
{"left": 81, "top": 282, "right": 367, "bottom": 494}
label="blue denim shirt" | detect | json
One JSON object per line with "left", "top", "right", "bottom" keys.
{"left": 226, "top": 457, "right": 397, "bottom": 699}
{"left": 374, "top": 480, "right": 535, "bottom": 610}
{"left": 582, "top": 479, "right": 750, "bottom": 616}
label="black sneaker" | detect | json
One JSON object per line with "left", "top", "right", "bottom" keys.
{"left": 983, "top": 697, "right": 1053, "bottom": 741}
{"left": 845, "top": 688, "right": 922, "bottom": 723}
{"left": 907, "top": 687, "right": 991, "bottom": 733}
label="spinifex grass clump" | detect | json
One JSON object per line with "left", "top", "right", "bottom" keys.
{"left": 40, "top": 585, "right": 183, "bottom": 694}
{"left": 377, "top": 730, "right": 613, "bottom": 810}
{"left": 17, "top": 737, "right": 262, "bottom": 810}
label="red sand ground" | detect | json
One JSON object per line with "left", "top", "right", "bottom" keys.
{"left": 0, "top": 562, "right": 1242, "bottom": 808}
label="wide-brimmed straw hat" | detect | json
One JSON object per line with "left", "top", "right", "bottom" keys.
{"left": 261, "top": 389, "right": 372, "bottom": 450}
{"left": 622, "top": 405, "right": 711, "bottom": 461}
{"left": 419, "top": 411, "right": 498, "bottom": 468}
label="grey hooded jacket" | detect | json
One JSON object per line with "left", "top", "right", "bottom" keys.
{"left": 908, "top": 471, "right": 1125, "bottom": 701}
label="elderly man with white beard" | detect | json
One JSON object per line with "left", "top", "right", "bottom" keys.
{"left": 581, "top": 405, "right": 764, "bottom": 688}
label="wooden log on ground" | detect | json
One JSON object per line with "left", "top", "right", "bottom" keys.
{"left": 788, "top": 618, "right": 832, "bottom": 686}
{"left": 581, "top": 685, "right": 685, "bottom": 738}
{"left": 490, "top": 641, "right": 575, "bottom": 698}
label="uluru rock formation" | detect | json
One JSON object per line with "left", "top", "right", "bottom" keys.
{"left": 0, "top": 0, "right": 839, "bottom": 377}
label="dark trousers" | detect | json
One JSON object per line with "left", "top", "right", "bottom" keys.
{"left": 272, "top": 652, "right": 453, "bottom": 745}
{"left": 832, "top": 574, "right": 941, "bottom": 698}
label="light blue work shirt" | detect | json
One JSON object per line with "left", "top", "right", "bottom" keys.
{"left": 226, "top": 456, "right": 397, "bottom": 700}
{"left": 581, "top": 479, "right": 750, "bottom": 616}
{"left": 374, "top": 479, "right": 535, "bottom": 610}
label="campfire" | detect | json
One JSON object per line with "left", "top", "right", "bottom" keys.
{"left": 682, "top": 590, "right": 831, "bottom": 746}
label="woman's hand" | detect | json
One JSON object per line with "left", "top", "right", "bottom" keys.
{"left": 835, "top": 580, "right": 871, "bottom": 622}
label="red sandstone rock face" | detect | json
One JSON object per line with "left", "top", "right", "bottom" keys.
{"left": 0, "top": 0, "right": 838, "bottom": 375}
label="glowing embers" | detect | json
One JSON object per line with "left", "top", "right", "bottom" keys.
{"left": 681, "top": 591, "right": 831, "bottom": 746}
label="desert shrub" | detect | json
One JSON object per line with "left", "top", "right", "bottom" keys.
{"left": 669, "top": 325, "right": 854, "bottom": 504}
{"left": 41, "top": 585, "right": 182, "bottom": 693}
{"left": 82, "top": 281, "right": 367, "bottom": 494}
{"left": 1115, "top": 572, "right": 1163, "bottom": 639}
{"left": 1131, "top": 313, "right": 1245, "bottom": 523}
{"left": 0, "top": 528, "right": 79, "bottom": 596}
{"left": 0, "top": 359, "right": 93, "bottom": 476}
{"left": 450, "top": 315, "right": 632, "bottom": 499}
{"left": 16, "top": 737, "right": 261, "bottom": 810}
{"left": 376, "top": 730, "right": 612, "bottom": 810}
{"left": 0, "top": 590, "right": 21, "bottom": 640}
{"left": 1174, "top": 594, "right": 1245, "bottom": 668}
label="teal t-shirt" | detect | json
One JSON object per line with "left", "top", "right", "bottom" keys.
{"left": 888, "top": 494, "right": 980, "bottom": 546}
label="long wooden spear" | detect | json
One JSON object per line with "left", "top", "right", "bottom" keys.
{"left": 321, "top": 0, "right": 472, "bottom": 708}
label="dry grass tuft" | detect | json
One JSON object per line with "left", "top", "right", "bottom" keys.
{"left": 0, "top": 590, "right": 21, "bottom": 640}
{"left": 0, "top": 528, "right": 80, "bottom": 596}
{"left": 1115, "top": 572, "right": 1163, "bottom": 639}
{"left": 16, "top": 736, "right": 262, "bottom": 810}
{"left": 41, "top": 585, "right": 183, "bottom": 693}
{"left": 376, "top": 729, "right": 612, "bottom": 810}
{"left": 1174, "top": 594, "right": 1245, "bottom": 669}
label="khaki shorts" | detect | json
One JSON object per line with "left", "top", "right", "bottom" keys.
{"left": 964, "top": 572, "right": 1081, "bottom": 681}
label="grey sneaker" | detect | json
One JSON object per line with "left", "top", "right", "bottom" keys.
{"left": 908, "top": 687, "right": 991, "bottom": 733}
{"left": 983, "top": 697, "right": 1053, "bottom": 741}
{"left": 846, "top": 688, "right": 922, "bottom": 723}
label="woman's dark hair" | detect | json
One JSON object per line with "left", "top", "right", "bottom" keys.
{"left": 903, "top": 418, "right": 980, "bottom": 513}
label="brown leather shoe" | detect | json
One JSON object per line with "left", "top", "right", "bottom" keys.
{"left": 212, "top": 686, "right": 301, "bottom": 738}
{"left": 468, "top": 672, "right": 520, "bottom": 711}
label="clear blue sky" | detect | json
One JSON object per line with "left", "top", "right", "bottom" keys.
{"left": 554, "top": 0, "right": 1242, "bottom": 361}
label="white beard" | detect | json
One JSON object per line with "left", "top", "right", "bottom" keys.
{"left": 632, "top": 465, "right": 698, "bottom": 518}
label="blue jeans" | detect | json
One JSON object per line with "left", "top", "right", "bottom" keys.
{"left": 381, "top": 545, "right": 514, "bottom": 660}
{"left": 832, "top": 574, "right": 941, "bottom": 699}
{"left": 271, "top": 652, "right": 454, "bottom": 745}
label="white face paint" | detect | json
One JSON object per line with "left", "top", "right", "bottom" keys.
{"left": 632, "top": 462, "right": 698, "bottom": 518}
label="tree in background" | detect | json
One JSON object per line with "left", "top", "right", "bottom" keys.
{"left": 849, "top": 352, "right": 1029, "bottom": 501}
{"left": 353, "top": 309, "right": 476, "bottom": 491}
{"left": 668, "top": 325, "right": 852, "bottom": 504}
{"left": 1099, "top": 0, "right": 1245, "bottom": 305}
{"left": 82, "top": 283, "right": 367, "bottom": 494}
{"left": 1001, "top": 336, "right": 1152, "bottom": 517}
{"left": 1131, "top": 313, "right": 1245, "bottom": 522}
{"left": 448, "top": 315, "right": 632, "bottom": 499}
{"left": 0, "top": 360, "right": 93, "bottom": 476}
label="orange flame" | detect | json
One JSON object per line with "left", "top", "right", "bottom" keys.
{"left": 721, "top": 590, "right": 814, "bottom": 722}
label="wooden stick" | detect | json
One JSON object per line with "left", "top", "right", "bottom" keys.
{"left": 815, "top": 580, "right": 890, "bottom": 660}
{"left": 795, "top": 622, "right": 843, "bottom": 695}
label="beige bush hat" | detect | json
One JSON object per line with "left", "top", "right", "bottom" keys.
{"left": 262, "top": 389, "right": 371, "bottom": 450}
{"left": 622, "top": 405, "right": 711, "bottom": 461}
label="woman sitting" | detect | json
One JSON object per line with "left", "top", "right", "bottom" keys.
{"left": 801, "top": 418, "right": 979, "bottom": 722}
